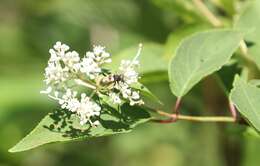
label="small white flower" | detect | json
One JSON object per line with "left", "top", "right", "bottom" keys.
{"left": 79, "top": 117, "right": 88, "bottom": 126}
{"left": 54, "top": 41, "right": 69, "bottom": 52}
{"left": 129, "top": 91, "right": 143, "bottom": 106}
{"left": 44, "top": 62, "right": 69, "bottom": 84}
{"left": 101, "top": 52, "right": 110, "bottom": 58}
{"left": 49, "top": 49, "right": 60, "bottom": 62}
{"left": 92, "top": 120, "right": 100, "bottom": 126}
{"left": 65, "top": 98, "right": 80, "bottom": 112}
{"left": 121, "top": 87, "right": 132, "bottom": 99}
{"left": 54, "top": 91, "right": 59, "bottom": 97}
{"left": 115, "top": 82, "right": 131, "bottom": 98}
{"left": 58, "top": 89, "right": 78, "bottom": 110}
{"left": 90, "top": 45, "right": 112, "bottom": 65}
{"left": 63, "top": 51, "right": 80, "bottom": 70}
{"left": 119, "top": 60, "right": 139, "bottom": 85}
{"left": 117, "top": 44, "right": 142, "bottom": 86}
{"left": 109, "top": 92, "right": 122, "bottom": 104}
{"left": 131, "top": 91, "right": 140, "bottom": 100}
{"left": 76, "top": 94, "right": 101, "bottom": 125}
{"left": 93, "top": 45, "right": 105, "bottom": 55}
{"left": 113, "top": 82, "right": 143, "bottom": 106}
{"left": 86, "top": 51, "right": 95, "bottom": 59}
{"left": 80, "top": 56, "right": 101, "bottom": 79}
{"left": 124, "top": 70, "right": 139, "bottom": 84}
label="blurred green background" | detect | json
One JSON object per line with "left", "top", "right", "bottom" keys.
{"left": 0, "top": 0, "right": 260, "bottom": 166}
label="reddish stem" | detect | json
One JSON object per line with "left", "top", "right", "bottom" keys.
{"left": 228, "top": 102, "right": 237, "bottom": 121}
{"left": 171, "top": 97, "right": 181, "bottom": 122}
{"left": 151, "top": 113, "right": 177, "bottom": 123}
{"left": 153, "top": 98, "right": 182, "bottom": 123}
{"left": 173, "top": 98, "right": 182, "bottom": 113}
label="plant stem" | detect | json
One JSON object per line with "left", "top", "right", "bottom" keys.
{"left": 75, "top": 79, "right": 96, "bottom": 90}
{"left": 239, "top": 40, "right": 248, "bottom": 56}
{"left": 152, "top": 110, "right": 235, "bottom": 123}
{"left": 228, "top": 101, "right": 237, "bottom": 121}
{"left": 192, "top": 0, "right": 222, "bottom": 27}
{"left": 239, "top": 40, "right": 255, "bottom": 66}
{"left": 172, "top": 98, "right": 181, "bottom": 113}
{"left": 169, "top": 97, "right": 182, "bottom": 122}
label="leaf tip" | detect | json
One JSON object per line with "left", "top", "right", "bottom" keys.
{"left": 8, "top": 141, "right": 29, "bottom": 153}
{"left": 8, "top": 146, "right": 19, "bottom": 153}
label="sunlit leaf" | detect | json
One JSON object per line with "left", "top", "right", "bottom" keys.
{"left": 230, "top": 75, "right": 260, "bottom": 132}
{"left": 9, "top": 104, "right": 151, "bottom": 153}
{"left": 163, "top": 23, "right": 210, "bottom": 60}
{"left": 235, "top": 0, "right": 260, "bottom": 43}
{"left": 248, "top": 44, "right": 260, "bottom": 70}
{"left": 169, "top": 29, "right": 242, "bottom": 97}
{"left": 249, "top": 79, "right": 260, "bottom": 87}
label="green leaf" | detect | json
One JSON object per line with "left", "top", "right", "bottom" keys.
{"left": 244, "top": 127, "right": 260, "bottom": 138}
{"left": 234, "top": 0, "right": 260, "bottom": 43}
{"left": 248, "top": 44, "right": 260, "bottom": 70}
{"left": 9, "top": 104, "right": 151, "bottom": 153}
{"left": 163, "top": 23, "right": 210, "bottom": 60}
{"left": 131, "top": 82, "right": 163, "bottom": 105}
{"left": 107, "top": 43, "right": 167, "bottom": 74}
{"left": 169, "top": 29, "right": 242, "bottom": 97}
{"left": 249, "top": 79, "right": 260, "bottom": 87}
{"left": 230, "top": 75, "right": 260, "bottom": 132}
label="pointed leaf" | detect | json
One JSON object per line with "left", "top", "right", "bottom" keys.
{"left": 9, "top": 104, "right": 151, "bottom": 153}
{"left": 169, "top": 29, "right": 242, "bottom": 97}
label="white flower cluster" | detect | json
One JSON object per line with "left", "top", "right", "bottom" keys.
{"left": 46, "top": 89, "right": 101, "bottom": 126}
{"left": 80, "top": 46, "right": 111, "bottom": 79}
{"left": 107, "top": 59, "right": 144, "bottom": 106}
{"left": 41, "top": 41, "right": 143, "bottom": 126}
{"left": 107, "top": 44, "right": 144, "bottom": 106}
{"left": 44, "top": 41, "right": 111, "bottom": 86}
